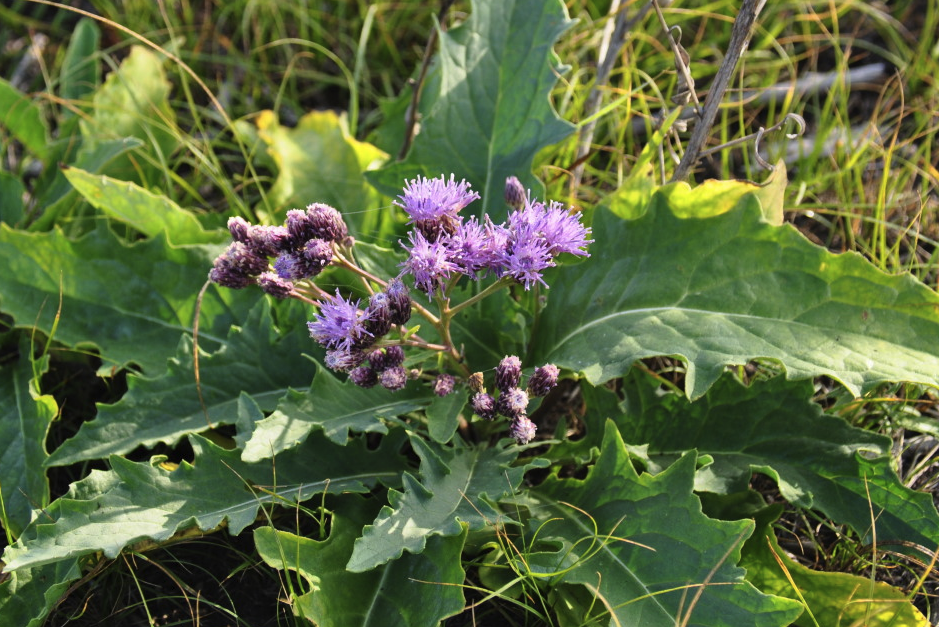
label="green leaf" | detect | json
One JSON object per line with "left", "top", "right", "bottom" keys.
{"left": 0, "top": 559, "right": 81, "bottom": 627}
{"left": 255, "top": 109, "right": 391, "bottom": 238}
{"left": 347, "top": 437, "right": 544, "bottom": 572}
{"left": 0, "top": 170, "right": 25, "bottom": 226}
{"left": 63, "top": 167, "right": 221, "bottom": 245}
{"left": 241, "top": 369, "right": 434, "bottom": 462}
{"left": 59, "top": 18, "right": 101, "bottom": 109}
{"left": 742, "top": 506, "right": 928, "bottom": 627}
{"left": 0, "top": 344, "right": 56, "bottom": 536}
{"left": 533, "top": 193, "right": 939, "bottom": 398}
{"left": 46, "top": 299, "right": 315, "bottom": 466}
{"left": 3, "top": 431, "right": 409, "bottom": 572}
{"left": 533, "top": 422, "right": 803, "bottom": 627}
{"left": 0, "top": 223, "right": 255, "bottom": 375}
{"left": 255, "top": 496, "right": 465, "bottom": 626}
{"left": 0, "top": 78, "right": 49, "bottom": 160}
{"left": 426, "top": 391, "right": 466, "bottom": 443}
{"left": 368, "top": 0, "right": 575, "bottom": 220}
{"left": 620, "top": 371, "right": 939, "bottom": 555}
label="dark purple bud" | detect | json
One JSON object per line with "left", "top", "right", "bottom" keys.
{"left": 349, "top": 366, "right": 378, "bottom": 388}
{"left": 325, "top": 348, "right": 366, "bottom": 372}
{"left": 303, "top": 238, "right": 333, "bottom": 271}
{"left": 209, "top": 241, "right": 268, "bottom": 288}
{"left": 434, "top": 374, "right": 455, "bottom": 397}
{"left": 468, "top": 372, "right": 484, "bottom": 393}
{"left": 306, "top": 203, "right": 348, "bottom": 242}
{"left": 496, "top": 387, "right": 528, "bottom": 418}
{"left": 208, "top": 265, "right": 254, "bottom": 288}
{"left": 369, "top": 345, "right": 405, "bottom": 372}
{"left": 495, "top": 355, "right": 522, "bottom": 393}
{"left": 527, "top": 364, "right": 559, "bottom": 397}
{"left": 379, "top": 365, "right": 408, "bottom": 391}
{"left": 247, "top": 225, "right": 292, "bottom": 257}
{"left": 258, "top": 272, "right": 295, "bottom": 299}
{"left": 509, "top": 415, "right": 537, "bottom": 445}
{"left": 385, "top": 278, "right": 412, "bottom": 325}
{"left": 286, "top": 209, "right": 316, "bottom": 244}
{"left": 504, "top": 176, "right": 526, "bottom": 210}
{"left": 364, "top": 292, "right": 393, "bottom": 339}
{"left": 471, "top": 392, "right": 497, "bottom": 420}
{"left": 227, "top": 216, "right": 251, "bottom": 243}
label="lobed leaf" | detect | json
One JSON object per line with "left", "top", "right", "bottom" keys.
{"left": 533, "top": 192, "right": 939, "bottom": 398}
{"left": 0, "top": 559, "right": 81, "bottom": 627}
{"left": 368, "top": 0, "right": 575, "bottom": 220}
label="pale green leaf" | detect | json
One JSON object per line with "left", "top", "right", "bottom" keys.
{"left": 0, "top": 78, "right": 49, "bottom": 159}
{"left": 0, "top": 559, "right": 81, "bottom": 627}
{"left": 0, "top": 170, "right": 25, "bottom": 226}
{"left": 533, "top": 193, "right": 939, "bottom": 398}
{"left": 59, "top": 18, "right": 101, "bottom": 107}
{"left": 368, "top": 0, "right": 575, "bottom": 220}
{"left": 255, "top": 496, "right": 465, "bottom": 626}
{"left": 426, "top": 391, "right": 466, "bottom": 444}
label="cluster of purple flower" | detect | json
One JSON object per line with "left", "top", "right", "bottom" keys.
{"left": 398, "top": 175, "right": 592, "bottom": 295}
{"left": 306, "top": 279, "right": 412, "bottom": 386}
{"left": 208, "top": 203, "right": 348, "bottom": 298}
{"left": 470, "top": 356, "right": 559, "bottom": 445}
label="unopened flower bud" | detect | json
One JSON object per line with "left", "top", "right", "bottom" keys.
{"left": 227, "top": 216, "right": 251, "bottom": 242}
{"left": 495, "top": 355, "right": 522, "bottom": 393}
{"left": 303, "top": 238, "right": 333, "bottom": 272}
{"left": 509, "top": 415, "right": 537, "bottom": 445}
{"left": 468, "top": 372, "right": 485, "bottom": 393}
{"left": 209, "top": 242, "right": 267, "bottom": 288}
{"left": 496, "top": 387, "right": 528, "bottom": 418}
{"left": 365, "top": 292, "right": 393, "bottom": 339}
{"left": 504, "top": 176, "right": 526, "bottom": 209}
{"left": 306, "top": 203, "right": 348, "bottom": 242}
{"left": 258, "top": 271, "right": 294, "bottom": 299}
{"left": 527, "top": 364, "right": 559, "bottom": 397}
{"left": 349, "top": 366, "right": 378, "bottom": 388}
{"left": 286, "top": 209, "right": 315, "bottom": 244}
{"left": 385, "top": 278, "right": 412, "bottom": 325}
{"left": 379, "top": 365, "right": 408, "bottom": 391}
{"left": 247, "top": 225, "right": 292, "bottom": 257}
{"left": 434, "top": 374, "right": 455, "bottom": 397}
{"left": 369, "top": 345, "right": 405, "bottom": 372}
{"left": 471, "top": 392, "right": 497, "bottom": 420}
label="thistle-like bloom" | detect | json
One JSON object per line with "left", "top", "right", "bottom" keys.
{"left": 495, "top": 355, "right": 522, "bottom": 393}
{"left": 395, "top": 175, "right": 480, "bottom": 238}
{"left": 308, "top": 291, "right": 372, "bottom": 352}
{"left": 503, "top": 233, "right": 554, "bottom": 290}
{"left": 538, "top": 201, "right": 593, "bottom": 257}
{"left": 496, "top": 387, "right": 529, "bottom": 418}
{"left": 258, "top": 272, "right": 295, "bottom": 299}
{"left": 379, "top": 366, "right": 408, "bottom": 391}
{"left": 325, "top": 348, "right": 367, "bottom": 372}
{"left": 471, "top": 392, "right": 497, "bottom": 420}
{"left": 527, "top": 364, "right": 559, "bottom": 397}
{"left": 434, "top": 374, "right": 455, "bottom": 397}
{"left": 509, "top": 415, "right": 537, "bottom": 445}
{"left": 446, "top": 216, "right": 502, "bottom": 276}
{"left": 400, "top": 230, "right": 459, "bottom": 296}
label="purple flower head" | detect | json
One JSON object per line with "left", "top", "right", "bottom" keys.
{"left": 364, "top": 292, "right": 393, "bottom": 339}
{"left": 496, "top": 355, "right": 522, "bottom": 393}
{"left": 227, "top": 216, "right": 251, "bottom": 243}
{"left": 446, "top": 216, "right": 502, "bottom": 276}
{"left": 306, "top": 203, "right": 348, "bottom": 242}
{"left": 209, "top": 242, "right": 268, "bottom": 288}
{"left": 349, "top": 366, "right": 378, "bottom": 388}
{"left": 379, "top": 365, "right": 408, "bottom": 391}
{"left": 504, "top": 232, "right": 554, "bottom": 290}
{"left": 247, "top": 225, "right": 292, "bottom": 257}
{"left": 434, "top": 374, "right": 455, "bottom": 397}
{"left": 325, "top": 348, "right": 367, "bottom": 372}
{"left": 385, "top": 278, "right": 412, "bottom": 325}
{"left": 258, "top": 271, "right": 295, "bottom": 299}
{"left": 539, "top": 201, "right": 593, "bottom": 257}
{"left": 496, "top": 387, "right": 529, "bottom": 418}
{"left": 400, "top": 230, "right": 459, "bottom": 296}
{"left": 504, "top": 176, "right": 526, "bottom": 210}
{"left": 395, "top": 175, "right": 479, "bottom": 238}
{"left": 527, "top": 364, "right": 560, "bottom": 397}
{"left": 308, "top": 291, "right": 373, "bottom": 351}
{"left": 509, "top": 415, "right": 537, "bottom": 445}
{"left": 471, "top": 392, "right": 497, "bottom": 420}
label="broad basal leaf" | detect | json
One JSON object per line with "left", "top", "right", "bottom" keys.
{"left": 369, "top": 0, "right": 575, "bottom": 220}
{"left": 255, "top": 496, "right": 465, "bottom": 626}
{"left": 4, "top": 430, "right": 409, "bottom": 572}
{"left": 0, "top": 344, "right": 56, "bottom": 536}
{"left": 534, "top": 422, "right": 803, "bottom": 627}
{"left": 347, "top": 437, "right": 546, "bottom": 572}
{"left": 0, "top": 559, "right": 81, "bottom": 627}
{"left": 255, "top": 109, "right": 391, "bottom": 238}
{"left": 46, "top": 299, "right": 315, "bottom": 466}
{"left": 0, "top": 78, "right": 49, "bottom": 160}
{"left": 533, "top": 193, "right": 939, "bottom": 398}
{"left": 0, "top": 223, "right": 255, "bottom": 375}
{"left": 63, "top": 167, "right": 221, "bottom": 245}
{"left": 621, "top": 370, "right": 939, "bottom": 557}
{"left": 241, "top": 368, "right": 434, "bottom": 462}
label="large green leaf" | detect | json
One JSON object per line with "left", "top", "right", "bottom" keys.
{"left": 63, "top": 167, "right": 221, "bottom": 245}
{"left": 620, "top": 371, "right": 939, "bottom": 556}
{"left": 59, "top": 18, "right": 101, "bottom": 109}
{"left": 3, "top": 430, "right": 409, "bottom": 572}
{"left": 0, "top": 223, "right": 254, "bottom": 375}
{"left": 241, "top": 369, "right": 435, "bottom": 461}
{"left": 533, "top": 422, "right": 803, "bottom": 627}
{"left": 255, "top": 496, "right": 465, "bottom": 626}
{"left": 347, "top": 437, "right": 545, "bottom": 572}
{"left": 46, "top": 300, "right": 315, "bottom": 466}
{"left": 255, "top": 109, "right": 392, "bottom": 238}
{"left": 0, "top": 78, "right": 49, "bottom": 160}
{"left": 0, "top": 559, "right": 81, "bottom": 627}
{"left": 532, "top": 193, "right": 939, "bottom": 398}
{"left": 368, "top": 0, "right": 575, "bottom": 220}
{"left": 0, "top": 345, "right": 56, "bottom": 536}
